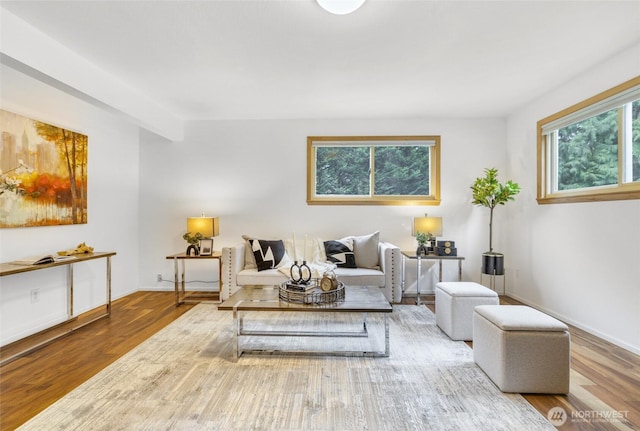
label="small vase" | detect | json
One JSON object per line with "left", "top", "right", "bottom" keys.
{"left": 299, "top": 261, "right": 312, "bottom": 284}
{"left": 290, "top": 261, "right": 301, "bottom": 283}
{"left": 186, "top": 244, "right": 200, "bottom": 256}
{"left": 416, "top": 245, "right": 429, "bottom": 256}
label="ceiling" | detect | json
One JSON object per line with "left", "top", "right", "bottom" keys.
{"left": 2, "top": 0, "right": 640, "bottom": 122}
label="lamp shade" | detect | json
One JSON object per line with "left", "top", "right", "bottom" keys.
{"left": 413, "top": 217, "right": 443, "bottom": 237}
{"left": 187, "top": 217, "right": 219, "bottom": 238}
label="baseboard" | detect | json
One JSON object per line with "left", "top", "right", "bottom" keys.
{"left": 507, "top": 292, "right": 640, "bottom": 356}
{"left": 140, "top": 286, "right": 219, "bottom": 293}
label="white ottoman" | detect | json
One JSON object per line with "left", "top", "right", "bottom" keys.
{"left": 473, "top": 305, "right": 570, "bottom": 394}
{"left": 435, "top": 282, "right": 499, "bottom": 341}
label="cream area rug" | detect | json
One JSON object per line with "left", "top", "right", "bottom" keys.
{"left": 18, "top": 304, "right": 556, "bottom": 431}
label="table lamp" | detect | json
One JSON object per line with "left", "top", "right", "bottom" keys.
{"left": 185, "top": 215, "right": 219, "bottom": 256}
{"left": 413, "top": 216, "right": 442, "bottom": 255}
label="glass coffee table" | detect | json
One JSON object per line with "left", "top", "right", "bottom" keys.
{"left": 218, "top": 285, "right": 392, "bottom": 359}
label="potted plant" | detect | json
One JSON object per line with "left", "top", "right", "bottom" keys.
{"left": 183, "top": 232, "right": 203, "bottom": 256}
{"left": 415, "top": 231, "right": 433, "bottom": 256}
{"left": 470, "top": 168, "right": 520, "bottom": 275}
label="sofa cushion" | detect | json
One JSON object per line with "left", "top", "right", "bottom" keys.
{"left": 351, "top": 231, "right": 380, "bottom": 269}
{"left": 474, "top": 305, "right": 569, "bottom": 332}
{"left": 248, "top": 239, "right": 287, "bottom": 271}
{"left": 237, "top": 268, "right": 289, "bottom": 285}
{"left": 334, "top": 267, "right": 385, "bottom": 286}
{"left": 324, "top": 238, "right": 356, "bottom": 268}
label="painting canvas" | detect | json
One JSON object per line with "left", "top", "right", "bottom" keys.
{"left": 0, "top": 110, "right": 88, "bottom": 228}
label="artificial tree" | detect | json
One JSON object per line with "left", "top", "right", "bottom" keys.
{"left": 470, "top": 167, "right": 520, "bottom": 275}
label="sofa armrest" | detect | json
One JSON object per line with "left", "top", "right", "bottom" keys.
{"left": 379, "top": 241, "right": 402, "bottom": 303}
{"left": 221, "top": 243, "right": 246, "bottom": 301}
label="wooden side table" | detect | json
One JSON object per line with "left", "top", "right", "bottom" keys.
{"left": 166, "top": 252, "right": 222, "bottom": 305}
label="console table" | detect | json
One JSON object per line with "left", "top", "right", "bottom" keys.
{"left": 401, "top": 251, "right": 465, "bottom": 305}
{"left": 166, "top": 252, "right": 222, "bottom": 305}
{"left": 0, "top": 251, "right": 115, "bottom": 366}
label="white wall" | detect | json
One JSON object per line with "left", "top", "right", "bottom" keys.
{"left": 138, "top": 118, "right": 508, "bottom": 294}
{"left": 0, "top": 65, "right": 140, "bottom": 345}
{"left": 505, "top": 42, "right": 640, "bottom": 354}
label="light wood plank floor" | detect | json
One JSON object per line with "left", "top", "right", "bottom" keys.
{"left": 1, "top": 291, "right": 638, "bottom": 431}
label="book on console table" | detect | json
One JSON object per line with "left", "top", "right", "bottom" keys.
{"left": 12, "top": 255, "right": 77, "bottom": 265}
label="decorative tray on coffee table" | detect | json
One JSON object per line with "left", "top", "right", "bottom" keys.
{"left": 279, "top": 279, "right": 345, "bottom": 304}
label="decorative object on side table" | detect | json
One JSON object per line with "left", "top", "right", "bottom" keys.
{"left": 436, "top": 240, "right": 457, "bottom": 256}
{"left": 413, "top": 215, "right": 442, "bottom": 255}
{"left": 183, "top": 232, "right": 203, "bottom": 256}
{"left": 184, "top": 214, "right": 220, "bottom": 256}
{"left": 470, "top": 167, "right": 520, "bottom": 276}
{"left": 415, "top": 232, "right": 431, "bottom": 256}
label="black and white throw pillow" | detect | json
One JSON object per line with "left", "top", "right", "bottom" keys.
{"left": 324, "top": 238, "right": 356, "bottom": 268}
{"left": 248, "top": 239, "right": 286, "bottom": 271}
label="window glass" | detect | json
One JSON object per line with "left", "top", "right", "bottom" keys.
{"left": 557, "top": 108, "right": 618, "bottom": 191}
{"left": 315, "top": 146, "right": 370, "bottom": 196}
{"left": 374, "top": 146, "right": 430, "bottom": 196}
{"left": 537, "top": 77, "right": 640, "bottom": 203}
{"left": 308, "top": 136, "right": 440, "bottom": 205}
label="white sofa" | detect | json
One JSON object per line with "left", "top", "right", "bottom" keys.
{"left": 221, "top": 235, "right": 402, "bottom": 303}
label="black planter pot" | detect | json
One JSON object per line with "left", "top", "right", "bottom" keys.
{"left": 481, "top": 252, "right": 504, "bottom": 275}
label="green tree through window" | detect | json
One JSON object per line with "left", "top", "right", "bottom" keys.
{"left": 308, "top": 136, "right": 440, "bottom": 205}
{"left": 374, "top": 146, "right": 430, "bottom": 195}
{"left": 557, "top": 109, "right": 618, "bottom": 190}
{"left": 316, "top": 147, "right": 369, "bottom": 195}
{"left": 537, "top": 76, "right": 640, "bottom": 204}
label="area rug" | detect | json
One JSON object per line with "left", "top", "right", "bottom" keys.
{"left": 18, "top": 305, "right": 555, "bottom": 430}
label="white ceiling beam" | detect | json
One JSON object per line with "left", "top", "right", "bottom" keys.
{"left": 0, "top": 8, "right": 184, "bottom": 141}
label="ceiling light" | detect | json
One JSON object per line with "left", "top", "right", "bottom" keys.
{"left": 316, "top": 0, "right": 366, "bottom": 15}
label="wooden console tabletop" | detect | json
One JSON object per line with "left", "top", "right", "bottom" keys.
{"left": 1, "top": 251, "right": 116, "bottom": 276}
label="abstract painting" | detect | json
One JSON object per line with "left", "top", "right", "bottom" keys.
{"left": 1, "top": 110, "right": 88, "bottom": 228}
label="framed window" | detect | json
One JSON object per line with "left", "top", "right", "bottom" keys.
{"left": 307, "top": 136, "right": 441, "bottom": 205}
{"left": 537, "top": 76, "right": 640, "bottom": 204}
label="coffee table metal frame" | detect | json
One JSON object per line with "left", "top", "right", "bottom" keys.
{"left": 218, "top": 285, "right": 392, "bottom": 359}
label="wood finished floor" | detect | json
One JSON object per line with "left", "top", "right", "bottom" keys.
{"left": 0, "top": 291, "right": 638, "bottom": 431}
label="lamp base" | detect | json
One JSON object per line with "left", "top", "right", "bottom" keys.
{"left": 481, "top": 252, "right": 504, "bottom": 275}
{"left": 186, "top": 244, "right": 200, "bottom": 256}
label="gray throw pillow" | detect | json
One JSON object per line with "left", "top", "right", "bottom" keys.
{"left": 352, "top": 231, "right": 380, "bottom": 269}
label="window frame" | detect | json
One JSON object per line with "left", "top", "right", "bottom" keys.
{"left": 307, "top": 135, "right": 441, "bottom": 206}
{"left": 537, "top": 76, "right": 640, "bottom": 204}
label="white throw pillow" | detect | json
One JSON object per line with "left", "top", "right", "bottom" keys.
{"left": 241, "top": 235, "right": 257, "bottom": 269}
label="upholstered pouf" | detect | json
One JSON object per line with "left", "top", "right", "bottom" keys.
{"left": 435, "top": 282, "right": 499, "bottom": 341}
{"left": 473, "top": 305, "right": 570, "bottom": 394}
